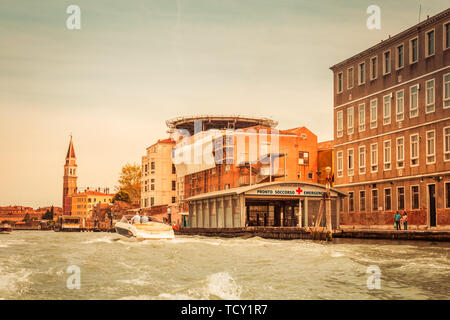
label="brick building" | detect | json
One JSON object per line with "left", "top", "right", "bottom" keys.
{"left": 167, "top": 115, "right": 340, "bottom": 229}
{"left": 330, "top": 9, "right": 450, "bottom": 229}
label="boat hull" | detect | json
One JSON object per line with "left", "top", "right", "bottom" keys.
{"left": 114, "top": 221, "right": 174, "bottom": 240}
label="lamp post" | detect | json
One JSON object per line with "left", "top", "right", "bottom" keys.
{"left": 325, "top": 166, "right": 332, "bottom": 239}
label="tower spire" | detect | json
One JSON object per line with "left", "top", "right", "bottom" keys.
{"left": 66, "top": 134, "right": 76, "bottom": 159}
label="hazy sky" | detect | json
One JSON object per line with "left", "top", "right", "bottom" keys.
{"left": 0, "top": 0, "right": 448, "bottom": 208}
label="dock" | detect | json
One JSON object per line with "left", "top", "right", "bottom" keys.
{"left": 175, "top": 227, "right": 450, "bottom": 242}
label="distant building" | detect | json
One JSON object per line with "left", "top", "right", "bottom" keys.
{"left": 141, "top": 138, "right": 177, "bottom": 209}
{"left": 63, "top": 136, "right": 77, "bottom": 215}
{"left": 330, "top": 9, "right": 450, "bottom": 229}
{"left": 71, "top": 190, "right": 114, "bottom": 219}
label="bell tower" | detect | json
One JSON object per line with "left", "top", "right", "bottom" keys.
{"left": 63, "top": 135, "right": 78, "bottom": 215}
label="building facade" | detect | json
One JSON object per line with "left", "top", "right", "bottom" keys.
{"left": 71, "top": 190, "right": 114, "bottom": 219}
{"left": 330, "top": 9, "right": 450, "bottom": 229}
{"left": 141, "top": 138, "right": 177, "bottom": 209}
{"left": 167, "top": 115, "right": 336, "bottom": 228}
{"left": 63, "top": 136, "right": 77, "bottom": 215}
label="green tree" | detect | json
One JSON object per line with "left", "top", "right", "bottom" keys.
{"left": 116, "top": 163, "right": 141, "bottom": 204}
{"left": 113, "top": 190, "right": 131, "bottom": 203}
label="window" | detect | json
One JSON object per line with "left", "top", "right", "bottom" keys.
{"left": 425, "top": 79, "right": 435, "bottom": 113}
{"left": 370, "top": 99, "right": 377, "bottom": 129}
{"left": 348, "top": 192, "right": 354, "bottom": 212}
{"left": 445, "top": 127, "right": 450, "bottom": 161}
{"left": 426, "top": 130, "right": 435, "bottom": 164}
{"left": 370, "top": 56, "right": 377, "bottom": 80}
{"left": 383, "top": 94, "right": 391, "bottom": 125}
{"left": 172, "top": 197, "right": 176, "bottom": 203}
{"left": 144, "top": 198, "right": 148, "bottom": 207}
{"left": 410, "top": 134, "right": 419, "bottom": 166}
{"left": 144, "top": 164, "right": 148, "bottom": 173}
{"left": 337, "top": 111, "right": 343, "bottom": 137}
{"left": 372, "top": 189, "right": 378, "bottom": 211}
{"left": 347, "top": 107, "right": 354, "bottom": 134}
{"left": 371, "top": 143, "right": 378, "bottom": 172}
{"left": 396, "top": 44, "right": 404, "bottom": 69}
{"left": 359, "top": 146, "right": 366, "bottom": 174}
{"left": 410, "top": 37, "right": 418, "bottom": 63}
{"left": 396, "top": 137, "right": 404, "bottom": 168}
{"left": 172, "top": 164, "right": 176, "bottom": 174}
{"left": 337, "top": 151, "right": 343, "bottom": 177}
{"left": 358, "top": 103, "right": 365, "bottom": 132}
{"left": 410, "top": 84, "right": 419, "bottom": 118}
{"left": 348, "top": 148, "right": 354, "bottom": 176}
{"left": 396, "top": 90, "right": 404, "bottom": 122}
{"left": 151, "top": 197, "right": 155, "bottom": 206}
{"left": 425, "top": 29, "right": 435, "bottom": 57}
{"left": 384, "top": 140, "right": 391, "bottom": 171}
{"left": 444, "top": 73, "right": 450, "bottom": 108}
{"left": 307, "top": 172, "right": 313, "bottom": 179}
{"left": 411, "top": 186, "right": 419, "bottom": 210}
{"left": 384, "top": 189, "right": 391, "bottom": 211}
{"left": 171, "top": 180, "right": 176, "bottom": 191}
{"left": 383, "top": 50, "right": 391, "bottom": 75}
{"left": 445, "top": 22, "right": 450, "bottom": 50}
{"left": 150, "top": 184, "right": 154, "bottom": 190}
{"left": 347, "top": 67, "right": 354, "bottom": 89}
{"left": 151, "top": 161, "right": 155, "bottom": 170}
{"left": 359, "top": 191, "right": 366, "bottom": 211}
{"left": 358, "top": 62, "right": 366, "bottom": 85}
{"left": 446, "top": 182, "right": 450, "bottom": 208}
{"left": 337, "top": 72, "right": 343, "bottom": 93}
{"left": 299, "top": 152, "right": 309, "bottom": 165}
{"left": 397, "top": 187, "right": 405, "bottom": 210}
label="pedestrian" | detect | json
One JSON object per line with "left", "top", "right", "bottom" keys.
{"left": 402, "top": 211, "right": 408, "bottom": 230}
{"left": 394, "top": 211, "right": 402, "bottom": 231}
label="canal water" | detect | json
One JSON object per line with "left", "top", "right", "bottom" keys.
{"left": 0, "top": 231, "right": 449, "bottom": 300}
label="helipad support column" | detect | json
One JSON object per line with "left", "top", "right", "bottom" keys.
{"left": 225, "top": 196, "right": 233, "bottom": 228}
{"left": 240, "top": 194, "right": 246, "bottom": 227}
{"left": 298, "top": 198, "right": 302, "bottom": 228}
{"left": 197, "top": 201, "right": 203, "bottom": 228}
{"left": 217, "top": 198, "right": 224, "bottom": 228}
{"left": 304, "top": 197, "right": 309, "bottom": 227}
{"left": 203, "top": 200, "right": 209, "bottom": 228}
{"left": 210, "top": 199, "right": 217, "bottom": 228}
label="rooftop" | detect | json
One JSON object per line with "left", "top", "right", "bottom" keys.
{"left": 166, "top": 115, "right": 278, "bottom": 135}
{"left": 330, "top": 8, "right": 450, "bottom": 71}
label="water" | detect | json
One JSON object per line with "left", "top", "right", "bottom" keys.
{"left": 0, "top": 231, "right": 449, "bottom": 300}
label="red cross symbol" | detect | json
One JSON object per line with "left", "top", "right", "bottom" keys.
{"left": 296, "top": 187, "right": 303, "bottom": 194}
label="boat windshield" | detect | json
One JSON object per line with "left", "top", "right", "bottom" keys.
{"left": 120, "top": 216, "right": 130, "bottom": 224}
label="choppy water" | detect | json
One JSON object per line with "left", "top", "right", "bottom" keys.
{"left": 0, "top": 231, "right": 449, "bottom": 300}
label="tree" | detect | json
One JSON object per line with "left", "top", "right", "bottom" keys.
{"left": 113, "top": 190, "right": 131, "bottom": 203}
{"left": 116, "top": 163, "right": 141, "bottom": 204}
{"left": 41, "top": 206, "right": 55, "bottom": 220}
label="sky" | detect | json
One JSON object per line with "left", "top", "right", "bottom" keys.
{"left": 0, "top": 0, "right": 448, "bottom": 208}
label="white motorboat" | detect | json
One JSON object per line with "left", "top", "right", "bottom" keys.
{"left": 114, "top": 216, "right": 175, "bottom": 240}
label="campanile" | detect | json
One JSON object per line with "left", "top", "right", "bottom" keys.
{"left": 63, "top": 135, "right": 78, "bottom": 215}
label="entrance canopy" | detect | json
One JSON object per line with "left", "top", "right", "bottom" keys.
{"left": 186, "top": 181, "right": 347, "bottom": 202}
{"left": 185, "top": 181, "right": 346, "bottom": 229}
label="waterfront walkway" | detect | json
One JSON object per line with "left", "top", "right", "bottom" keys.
{"left": 176, "top": 227, "right": 450, "bottom": 242}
